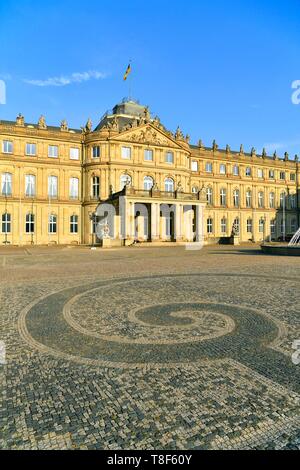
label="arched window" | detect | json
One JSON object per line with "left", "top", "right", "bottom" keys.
{"left": 206, "top": 187, "right": 213, "bottom": 205}
{"left": 258, "top": 191, "right": 264, "bottom": 208}
{"left": 207, "top": 217, "right": 213, "bottom": 234}
{"left": 220, "top": 188, "right": 226, "bottom": 206}
{"left": 25, "top": 213, "right": 35, "bottom": 234}
{"left": 259, "top": 217, "right": 264, "bottom": 233}
{"left": 270, "top": 219, "right": 276, "bottom": 234}
{"left": 120, "top": 174, "right": 131, "bottom": 190}
{"left": 247, "top": 218, "right": 252, "bottom": 233}
{"left": 143, "top": 176, "right": 154, "bottom": 190}
{"left": 233, "top": 164, "right": 239, "bottom": 176}
{"left": 221, "top": 217, "right": 227, "bottom": 234}
{"left": 92, "top": 176, "right": 100, "bottom": 198}
{"left": 246, "top": 190, "right": 252, "bottom": 208}
{"left": 291, "top": 218, "right": 297, "bottom": 233}
{"left": 269, "top": 192, "right": 275, "bottom": 208}
{"left": 164, "top": 178, "right": 174, "bottom": 192}
{"left": 25, "top": 174, "right": 36, "bottom": 197}
{"left": 48, "top": 214, "right": 57, "bottom": 234}
{"left": 48, "top": 175, "right": 58, "bottom": 198}
{"left": 1, "top": 173, "right": 12, "bottom": 196}
{"left": 280, "top": 192, "right": 286, "bottom": 208}
{"left": 70, "top": 215, "right": 78, "bottom": 234}
{"left": 2, "top": 213, "right": 11, "bottom": 233}
{"left": 233, "top": 189, "right": 240, "bottom": 207}
{"left": 290, "top": 194, "right": 296, "bottom": 209}
{"left": 233, "top": 217, "right": 240, "bottom": 234}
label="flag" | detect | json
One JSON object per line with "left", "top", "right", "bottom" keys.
{"left": 123, "top": 63, "right": 131, "bottom": 81}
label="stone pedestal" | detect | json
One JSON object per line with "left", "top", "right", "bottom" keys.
{"left": 101, "top": 238, "right": 112, "bottom": 248}
{"left": 230, "top": 235, "right": 240, "bottom": 245}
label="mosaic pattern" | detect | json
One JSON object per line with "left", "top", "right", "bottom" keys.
{"left": 1, "top": 247, "right": 300, "bottom": 450}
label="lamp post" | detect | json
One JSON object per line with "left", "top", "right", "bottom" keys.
{"left": 89, "top": 212, "right": 97, "bottom": 247}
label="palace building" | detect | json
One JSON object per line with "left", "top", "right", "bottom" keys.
{"left": 0, "top": 98, "right": 299, "bottom": 246}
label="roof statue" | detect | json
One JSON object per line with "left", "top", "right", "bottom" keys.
{"left": 60, "top": 119, "right": 68, "bottom": 131}
{"left": 273, "top": 150, "right": 278, "bottom": 160}
{"left": 250, "top": 147, "right": 256, "bottom": 157}
{"left": 226, "top": 144, "right": 230, "bottom": 153}
{"left": 262, "top": 148, "right": 267, "bottom": 158}
{"left": 212, "top": 139, "right": 218, "bottom": 151}
{"left": 16, "top": 113, "right": 25, "bottom": 126}
{"left": 175, "top": 126, "right": 184, "bottom": 140}
{"left": 239, "top": 144, "right": 244, "bottom": 154}
{"left": 284, "top": 152, "right": 289, "bottom": 161}
{"left": 38, "top": 115, "right": 47, "bottom": 129}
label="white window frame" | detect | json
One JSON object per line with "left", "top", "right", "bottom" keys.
{"left": 70, "top": 215, "right": 78, "bottom": 234}
{"left": 69, "top": 177, "right": 79, "bottom": 199}
{"left": 48, "top": 175, "right": 58, "bottom": 198}
{"left": 191, "top": 161, "right": 198, "bottom": 172}
{"left": 48, "top": 145, "right": 58, "bottom": 158}
{"left": 2, "top": 212, "right": 11, "bottom": 233}
{"left": 70, "top": 147, "right": 80, "bottom": 160}
{"left": 220, "top": 164, "right": 226, "bottom": 175}
{"left": 165, "top": 151, "right": 174, "bottom": 164}
{"left": 2, "top": 140, "right": 13, "bottom": 154}
{"left": 121, "top": 146, "right": 131, "bottom": 160}
{"left": 144, "top": 149, "right": 153, "bottom": 161}
{"left": 1, "top": 173, "right": 12, "bottom": 196}
{"left": 164, "top": 178, "right": 174, "bottom": 192}
{"left": 92, "top": 146, "right": 100, "bottom": 159}
{"left": 25, "top": 213, "right": 35, "bottom": 234}
{"left": 25, "top": 174, "right": 36, "bottom": 197}
{"left": 26, "top": 143, "right": 36, "bottom": 156}
{"left": 48, "top": 214, "right": 57, "bottom": 234}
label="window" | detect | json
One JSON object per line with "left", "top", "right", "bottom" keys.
{"left": 92, "top": 146, "right": 100, "bottom": 159}
{"left": 207, "top": 218, "right": 213, "bottom": 234}
{"left": 220, "top": 188, "right": 226, "bottom": 206}
{"left": 233, "top": 165, "right": 239, "bottom": 176}
{"left": 233, "top": 189, "right": 240, "bottom": 207}
{"left": 259, "top": 218, "right": 264, "bottom": 233}
{"left": 2, "top": 213, "right": 11, "bottom": 233}
{"left": 280, "top": 192, "right": 286, "bottom": 208}
{"left": 280, "top": 219, "right": 285, "bottom": 234}
{"left": 70, "top": 215, "right": 78, "bottom": 234}
{"left": 191, "top": 161, "right": 198, "bottom": 172}
{"left": 25, "top": 213, "right": 35, "bottom": 233}
{"left": 48, "top": 176, "right": 58, "bottom": 198}
{"left": 205, "top": 162, "right": 213, "bottom": 173}
{"left": 290, "top": 173, "right": 296, "bottom": 181}
{"left": 247, "top": 218, "right": 252, "bottom": 233}
{"left": 165, "top": 152, "right": 174, "bottom": 163}
{"left": 3, "top": 140, "right": 13, "bottom": 154}
{"left": 144, "top": 149, "right": 153, "bottom": 161}
{"left": 220, "top": 164, "right": 226, "bottom": 175}
{"left": 120, "top": 174, "right": 131, "bottom": 190}
{"left": 269, "top": 192, "right": 275, "bottom": 208}
{"left": 269, "top": 169, "right": 275, "bottom": 179}
{"left": 290, "top": 194, "right": 296, "bottom": 209}
{"left": 26, "top": 143, "right": 36, "bottom": 156}
{"left": 258, "top": 191, "right": 264, "bottom": 208}
{"left": 92, "top": 176, "right": 100, "bottom": 198}
{"left": 280, "top": 171, "right": 285, "bottom": 180}
{"left": 121, "top": 146, "right": 131, "bottom": 159}
{"left": 70, "top": 148, "right": 80, "bottom": 160}
{"left": 257, "top": 168, "right": 263, "bottom": 178}
{"left": 165, "top": 178, "right": 174, "bottom": 192}
{"left": 144, "top": 176, "right": 154, "bottom": 190}
{"left": 1, "top": 173, "right": 12, "bottom": 196}
{"left": 25, "top": 175, "right": 36, "bottom": 197}
{"left": 233, "top": 217, "right": 240, "bottom": 234}
{"left": 69, "top": 177, "right": 79, "bottom": 199}
{"left": 206, "top": 187, "right": 213, "bottom": 205}
{"left": 245, "top": 167, "right": 251, "bottom": 177}
{"left": 270, "top": 219, "right": 276, "bottom": 234}
{"left": 48, "top": 145, "right": 58, "bottom": 158}
{"left": 291, "top": 219, "right": 297, "bottom": 233}
{"left": 48, "top": 214, "right": 57, "bottom": 234}
{"left": 246, "top": 190, "right": 252, "bottom": 208}
{"left": 221, "top": 217, "right": 227, "bottom": 234}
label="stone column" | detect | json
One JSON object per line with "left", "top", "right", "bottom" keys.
{"left": 195, "top": 204, "right": 204, "bottom": 244}
{"left": 183, "top": 205, "right": 194, "bottom": 242}
{"left": 175, "top": 203, "right": 183, "bottom": 241}
{"left": 151, "top": 203, "right": 160, "bottom": 241}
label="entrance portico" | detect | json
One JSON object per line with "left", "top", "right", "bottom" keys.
{"left": 96, "top": 185, "right": 206, "bottom": 246}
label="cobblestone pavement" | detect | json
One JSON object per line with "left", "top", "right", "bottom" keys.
{"left": 1, "top": 245, "right": 300, "bottom": 449}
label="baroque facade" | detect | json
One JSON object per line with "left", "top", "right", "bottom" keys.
{"left": 0, "top": 99, "right": 299, "bottom": 246}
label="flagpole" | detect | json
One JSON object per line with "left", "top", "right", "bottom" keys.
{"left": 128, "top": 60, "right": 132, "bottom": 100}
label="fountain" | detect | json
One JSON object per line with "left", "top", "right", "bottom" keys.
{"left": 289, "top": 227, "right": 300, "bottom": 246}
{"left": 261, "top": 226, "right": 300, "bottom": 256}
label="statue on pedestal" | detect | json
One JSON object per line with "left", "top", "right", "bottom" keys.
{"left": 38, "top": 115, "right": 47, "bottom": 129}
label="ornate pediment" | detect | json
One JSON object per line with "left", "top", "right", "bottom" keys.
{"left": 113, "top": 124, "right": 187, "bottom": 150}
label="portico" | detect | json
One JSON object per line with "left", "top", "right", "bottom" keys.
{"left": 95, "top": 184, "right": 206, "bottom": 246}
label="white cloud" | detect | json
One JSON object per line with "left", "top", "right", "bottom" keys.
{"left": 23, "top": 70, "right": 107, "bottom": 87}
{"left": 264, "top": 139, "right": 300, "bottom": 154}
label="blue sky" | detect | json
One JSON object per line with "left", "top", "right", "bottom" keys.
{"left": 1, "top": 0, "right": 300, "bottom": 157}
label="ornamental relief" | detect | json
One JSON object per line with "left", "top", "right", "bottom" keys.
{"left": 118, "top": 126, "right": 178, "bottom": 148}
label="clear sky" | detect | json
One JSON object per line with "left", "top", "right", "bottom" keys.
{"left": 1, "top": 0, "right": 300, "bottom": 157}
